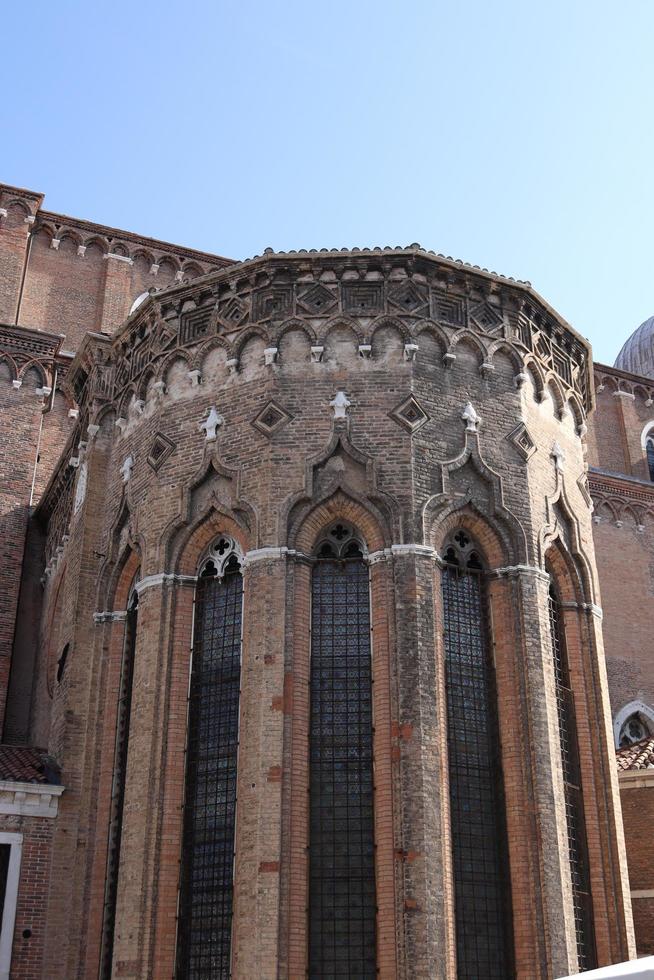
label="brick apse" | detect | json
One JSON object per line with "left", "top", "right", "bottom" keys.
{"left": 0, "top": 180, "right": 653, "bottom": 978}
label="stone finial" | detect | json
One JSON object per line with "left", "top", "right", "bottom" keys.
{"left": 120, "top": 455, "right": 134, "bottom": 484}
{"left": 311, "top": 346, "right": 325, "bottom": 363}
{"left": 404, "top": 343, "right": 419, "bottom": 362}
{"left": 461, "top": 402, "right": 481, "bottom": 432}
{"left": 330, "top": 391, "right": 351, "bottom": 420}
{"left": 551, "top": 442, "right": 565, "bottom": 472}
{"left": 188, "top": 369, "right": 202, "bottom": 387}
{"left": 264, "top": 347, "right": 279, "bottom": 366}
{"left": 199, "top": 406, "right": 224, "bottom": 442}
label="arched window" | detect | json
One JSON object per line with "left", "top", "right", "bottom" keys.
{"left": 441, "top": 531, "right": 513, "bottom": 979}
{"left": 100, "top": 582, "right": 139, "bottom": 980}
{"left": 619, "top": 713, "right": 651, "bottom": 746}
{"left": 176, "top": 537, "right": 243, "bottom": 980}
{"left": 647, "top": 436, "right": 654, "bottom": 481}
{"left": 547, "top": 581, "right": 596, "bottom": 971}
{"left": 309, "top": 522, "right": 376, "bottom": 978}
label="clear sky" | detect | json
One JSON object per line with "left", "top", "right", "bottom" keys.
{"left": 2, "top": 0, "right": 653, "bottom": 366}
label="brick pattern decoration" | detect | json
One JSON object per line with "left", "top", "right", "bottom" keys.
{"left": 0, "top": 234, "right": 640, "bottom": 978}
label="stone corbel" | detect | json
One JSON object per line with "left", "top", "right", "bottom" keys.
{"left": 358, "top": 344, "right": 372, "bottom": 358}
{"left": 403, "top": 343, "right": 419, "bottom": 361}
{"left": 514, "top": 372, "right": 528, "bottom": 388}
{"left": 187, "top": 370, "right": 202, "bottom": 387}
{"left": 311, "top": 346, "right": 325, "bottom": 363}
{"left": 264, "top": 347, "right": 279, "bottom": 366}
{"left": 50, "top": 238, "right": 61, "bottom": 250}
{"left": 150, "top": 263, "right": 159, "bottom": 275}
{"left": 12, "top": 379, "right": 22, "bottom": 390}
{"left": 443, "top": 351, "right": 456, "bottom": 368}
{"left": 480, "top": 361, "right": 495, "bottom": 378}
{"left": 77, "top": 244, "right": 86, "bottom": 257}
{"left": 115, "top": 417, "right": 127, "bottom": 434}
{"left": 152, "top": 380, "right": 166, "bottom": 399}
{"left": 226, "top": 358, "right": 239, "bottom": 375}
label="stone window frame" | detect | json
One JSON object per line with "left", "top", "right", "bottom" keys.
{"left": 639, "top": 421, "right": 654, "bottom": 480}
{"left": 0, "top": 832, "right": 22, "bottom": 980}
{"left": 613, "top": 700, "right": 654, "bottom": 748}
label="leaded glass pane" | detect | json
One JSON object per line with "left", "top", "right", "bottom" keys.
{"left": 176, "top": 559, "right": 242, "bottom": 980}
{"left": 309, "top": 554, "right": 376, "bottom": 978}
{"left": 442, "top": 555, "right": 513, "bottom": 980}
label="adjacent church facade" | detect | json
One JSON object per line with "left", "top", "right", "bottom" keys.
{"left": 0, "top": 181, "right": 651, "bottom": 978}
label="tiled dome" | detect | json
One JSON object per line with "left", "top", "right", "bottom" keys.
{"left": 614, "top": 315, "right": 654, "bottom": 378}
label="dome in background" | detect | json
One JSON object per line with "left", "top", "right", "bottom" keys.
{"left": 614, "top": 315, "right": 654, "bottom": 378}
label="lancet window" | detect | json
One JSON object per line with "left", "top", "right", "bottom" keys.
{"left": 176, "top": 537, "right": 243, "bottom": 980}
{"left": 100, "top": 581, "right": 139, "bottom": 980}
{"left": 441, "top": 531, "right": 513, "bottom": 979}
{"left": 647, "top": 436, "right": 654, "bottom": 481}
{"left": 547, "top": 581, "right": 596, "bottom": 972}
{"left": 309, "top": 522, "right": 376, "bottom": 978}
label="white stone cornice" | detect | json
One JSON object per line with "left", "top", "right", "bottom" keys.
{"left": 242, "top": 546, "right": 296, "bottom": 566}
{"left": 0, "top": 781, "right": 64, "bottom": 818}
{"left": 93, "top": 610, "right": 127, "bottom": 624}
{"left": 619, "top": 769, "right": 654, "bottom": 789}
{"left": 559, "top": 599, "right": 603, "bottom": 619}
{"left": 134, "top": 573, "right": 197, "bottom": 594}
{"left": 104, "top": 252, "right": 134, "bottom": 265}
{"left": 493, "top": 563, "right": 551, "bottom": 582}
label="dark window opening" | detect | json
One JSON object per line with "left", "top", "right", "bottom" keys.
{"left": 309, "top": 531, "right": 376, "bottom": 978}
{"left": 0, "top": 844, "right": 10, "bottom": 926}
{"left": 647, "top": 438, "right": 654, "bottom": 481}
{"left": 548, "top": 584, "right": 596, "bottom": 971}
{"left": 56, "top": 643, "right": 69, "bottom": 684}
{"left": 442, "top": 540, "right": 513, "bottom": 979}
{"left": 176, "top": 552, "right": 242, "bottom": 980}
{"left": 100, "top": 588, "right": 139, "bottom": 980}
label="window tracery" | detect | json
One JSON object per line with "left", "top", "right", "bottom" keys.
{"left": 441, "top": 532, "right": 513, "bottom": 979}
{"left": 620, "top": 714, "right": 650, "bottom": 745}
{"left": 176, "top": 536, "right": 243, "bottom": 979}
{"left": 308, "top": 521, "right": 376, "bottom": 978}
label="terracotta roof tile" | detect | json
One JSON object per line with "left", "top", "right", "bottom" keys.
{"left": 616, "top": 736, "right": 654, "bottom": 771}
{"left": 0, "top": 746, "right": 61, "bottom": 784}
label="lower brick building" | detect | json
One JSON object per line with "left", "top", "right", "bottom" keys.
{"left": 0, "top": 179, "right": 652, "bottom": 977}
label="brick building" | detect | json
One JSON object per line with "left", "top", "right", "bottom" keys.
{"left": 0, "top": 179, "right": 651, "bottom": 977}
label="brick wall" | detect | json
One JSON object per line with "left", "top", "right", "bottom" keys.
{"left": 619, "top": 776, "right": 654, "bottom": 955}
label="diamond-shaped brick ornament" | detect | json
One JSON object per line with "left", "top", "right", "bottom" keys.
{"left": 147, "top": 433, "right": 176, "bottom": 471}
{"left": 252, "top": 400, "right": 293, "bottom": 437}
{"left": 388, "top": 280, "right": 429, "bottom": 315}
{"left": 389, "top": 395, "right": 429, "bottom": 433}
{"left": 506, "top": 422, "right": 536, "bottom": 461}
{"left": 297, "top": 282, "right": 338, "bottom": 315}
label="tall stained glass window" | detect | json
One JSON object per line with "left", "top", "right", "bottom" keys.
{"left": 309, "top": 522, "right": 376, "bottom": 978}
{"left": 100, "top": 583, "right": 138, "bottom": 980}
{"left": 548, "top": 582, "right": 596, "bottom": 971}
{"left": 176, "top": 538, "right": 243, "bottom": 980}
{"left": 441, "top": 532, "right": 513, "bottom": 979}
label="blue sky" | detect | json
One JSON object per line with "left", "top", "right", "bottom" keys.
{"left": 3, "top": 0, "right": 653, "bottom": 365}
